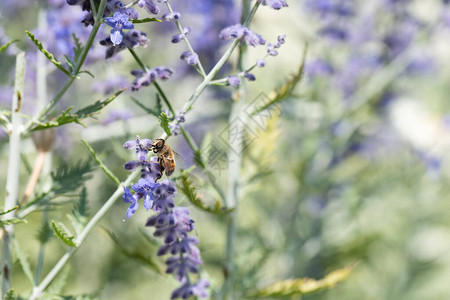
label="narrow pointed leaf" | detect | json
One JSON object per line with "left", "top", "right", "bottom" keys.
{"left": 131, "top": 18, "right": 161, "bottom": 24}
{"left": 25, "top": 31, "right": 71, "bottom": 76}
{"left": 0, "top": 39, "right": 18, "bottom": 54}
{"left": 13, "top": 239, "right": 34, "bottom": 286}
{"left": 249, "top": 265, "right": 354, "bottom": 298}
{"left": 81, "top": 140, "right": 120, "bottom": 185}
{"left": 0, "top": 206, "right": 18, "bottom": 215}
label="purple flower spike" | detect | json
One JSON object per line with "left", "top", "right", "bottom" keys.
{"left": 138, "top": 0, "right": 160, "bottom": 15}
{"left": 105, "top": 12, "right": 134, "bottom": 45}
{"left": 227, "top": 76, "right": 241, "bottom": 87}
{"left": 132, "top": 178, "right": 158, "bottom": 211}
{"left": 131, "top": 66, "right": 173, "bottom": 91}
{"left": 244, "top": 72, "right": 256, "bottom": 81}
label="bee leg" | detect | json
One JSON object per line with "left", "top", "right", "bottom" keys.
{"left": 158, "top": 158, "right": 165, "bottom": 181}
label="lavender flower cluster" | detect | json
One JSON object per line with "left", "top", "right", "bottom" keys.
{"left": 122, "top": 136, "right": 209, "bottom": 299}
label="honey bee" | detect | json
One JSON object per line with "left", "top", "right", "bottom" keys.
{"left": 151, "top": 138, "right": 175, "bottom": 180}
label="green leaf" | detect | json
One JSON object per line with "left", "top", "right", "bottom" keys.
{"left": 74, "top": 88, "right": 125, "bottom": 118}
{"left": 248, "top": 265, "right": 354, "bottom": 298}
{"left": 79, "top": 70, "right": 95, "bottom": 78}
{"left": 13, "top": 239, "right": 34, "bottom": 287}
{"left": 103, "top": 229, "right": 162, "bottom": 274}
{"left": 25, "top": 31, "right": 71, "bottom": 76}
{"left": 251, "top": 45, "right": 307, "bottom": 116}
{"left": 0, "top": 39, "right": 18, "bottom": 54}
{"left": 68, "top": 187, "right": 89, "bottom": 235}
{"left": 0, "top": 206, "right": 18, "bottom": 215}
{"left": 81, "top": 140, "right": 120, "bottom": 185}
{"left": 130, "top": 96, "right": 160, "bottom": 117}
{"left": 1, "top": 218, "right": 27, "bottom": 226}
{"left": 51, "top": 160, "right": 93, "bottom": 196}
{"left": 131, "top": 17, "right": 161, "bottom": 24}
{"left": 51, "top": 220, "right": 77, "bottom": 247}
{"left": 36, "top": 220, "right": 53, "bottom": 244}
{"left": 72, "top": 33, "right": 83, "bottom": 61}
{"left": 30, "top": 89, "right": 124, "bottom": 131}
{"left": 177, "top": 174, "right": 231, "bottom": 215}
{"left": 159, "top": 112, "right": 172, "bottom": 136}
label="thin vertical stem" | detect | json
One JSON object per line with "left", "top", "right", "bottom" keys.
{"left": 1, "top": 51, "right": 26, "bottom": 296}
{"left": 221, "top": 1, "right": 252, "bottom": 298}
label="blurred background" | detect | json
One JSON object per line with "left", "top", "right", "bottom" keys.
{"left": 2, "top": 0, "right": 450, "bottom": 299}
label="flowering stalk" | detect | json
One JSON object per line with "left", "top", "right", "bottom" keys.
{"left": 164, "top": 0, "right": 206, "bottom": 77}
{"left": 1, "top": 51, "right": 26, "bottom": 296}
{"left": 121, "top": 136, "right": 210, "bottom": 299}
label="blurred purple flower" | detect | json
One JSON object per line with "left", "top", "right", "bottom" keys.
{"left": 227, "top": 76, "right": 241, "bottom": 87}
{"left": 101, "top": 109, "right": 133, "bottom": 125}
{"left": 138, "top": 0, "right": 160, "bottom": 15}
{"left": 256, "top": 0, "right": 288, "bottom": 10}
{"left": 219, "top": 24, "right": 266, "bottom": 47}
{"left": 180, "top": 51, "right": 199, "bottom": 65}
{"left": 131, "top": 66, "right": 174, "bottom": 91}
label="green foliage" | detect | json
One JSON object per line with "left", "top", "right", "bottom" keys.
{"left": 131, "top": 17, "right": 161, "bottom": 24}
{"left": 36, "top": 220, "right": 53, "bottom": 245}
{"left": 65, "top": 34, "right": 84, "bottom": 75}
{"left": 251, "top": 45, "right": 307, "bottom": 116}
{"left": 13, "top": 239, "right": 34, "bottom": 287}
{"left": 67, "top": 188, "right": 89, "bottom": 236}
{"left": 31, "top": 89, "right": 125, "bottom": 131}
{"left": 103, "top": 229, "right": 162, "bottom": 274}
{"left": 25, "top": 31, "right": 70, "bottom": 76}
{"left": 51, "top": 220, "right": 77, "bottom": 247}
{"left": 248, "top": 265, "right": 353, "bottom": 298}
{"left": 51, "top": 160, "right": 93, "bottom": 196}
{"left": 130, "top": 94, "right": 163, "bottom": 117}
{"left": 3, "top": 289, "right": 23, "bottom": 300}
{"left": 0, "top": 218, "right": 27, "bottom": 226}
{"left": 81, "top": 140, "right": 120, "bottom": 185}
{"left": 0, "top": 39, "right": 18, "bottom": 54}
{"left": 0, "top": 206, "right": 19, "bottom": 215}
{"left": 177, "top": 174, "right": 231, "bottom": 215}
{"left": 158, "top": 112, "right": 172, "bottom": 136}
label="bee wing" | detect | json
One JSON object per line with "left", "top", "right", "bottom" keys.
{"left": 172, "top": 150, "right": 185, "bottom": 163}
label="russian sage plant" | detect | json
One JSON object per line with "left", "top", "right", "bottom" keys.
{"left": 0, "top": 0, "right": 333, "bottom": 299}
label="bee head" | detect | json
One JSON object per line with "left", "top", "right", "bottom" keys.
{"left": 152, "top": 138, "right": 165, "bottom": 153}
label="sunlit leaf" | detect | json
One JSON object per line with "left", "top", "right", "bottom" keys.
{"left": 51, "top": 220, "right": 77, "bottom": 247}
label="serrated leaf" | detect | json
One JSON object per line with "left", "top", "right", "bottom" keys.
{"left": 30, "top": 89, "right": 124, "bottom": 131}
{"left": 1, "top": 218, "right": 27, "bottom": 226}
{"left": 159, "top": 112, "right": 172, "bottom": 136}
{"left": 74, "top": 88, "right": 125, "bottom": 118}
{"left": 72, "top": 33, "right": 83, "bottom": 61}
{"left": 177, "top": 174, "right": 231, "bottom": 215}
{"left": 68, "top": 188, "right": 89, "bottom": 235}
{"left": 51, "top": 160, "right": 93, "bottom": 195}
{"left": 25, "top": 31, "right": 71, "bottom": 76}
{"left": 0, "top": 39, "right": 18, "bottom": 54}
{"left": 249, "top": 265, "right": 354, "bottom": 298}
{"left": 251, "top": 45, "right": 307, "bottom": 116}
{"left": 131, "top": 17, "right": 161, "bottom": 24}
{"left": 103, "top": 229, "right": 162, "bottom": 274}
{"left": 0, "top": 206, "right": 18, "bottom": 215}
{"left": 51, "top": 220, "right": 77, "bottom": 247}
{"left": 36, "top": 219, "right": 53, "bottom": 244}
{"left": 13, "top": 239, "right": 34, "bottom": 287}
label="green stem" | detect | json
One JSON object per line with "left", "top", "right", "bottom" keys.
{"left": 23, "top": 0, "right": 107, "bottom": 134}
{"left": 29, "top": 170, "right": 140, "bottom": 300}
{"left": 1, "top": 52, "right": 26, "bottom": 296}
